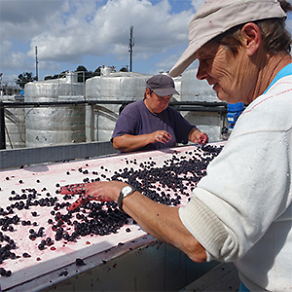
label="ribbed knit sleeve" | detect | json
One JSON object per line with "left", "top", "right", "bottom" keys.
{"left": 179, "top": 195, "right": 229, "bottom": 260}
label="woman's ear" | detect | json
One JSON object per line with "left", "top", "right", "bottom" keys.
{"left": 241, "top": 22, "right": 262, "bottom": 57}
{"left": 145, "top": 88, "right": 151, "bottom": 98}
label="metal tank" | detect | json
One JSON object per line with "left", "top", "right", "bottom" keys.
{"left": 25, "top": 72, "right": 85, "bottom": 147}
{"left": 1, "top": 95, "right": 26, "bottom": 149}
{"left": 173, "top": 75, "right": 182, "bottom": 101}
{"left": 180, "top": 69, "right": 227, "bottom": 142}
{"left": 85, "top": 70, "right": 151, "bottom": 142}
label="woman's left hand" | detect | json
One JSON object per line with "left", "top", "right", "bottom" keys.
{"left": 189, "top": 129, "right": 208, "bottom": 145}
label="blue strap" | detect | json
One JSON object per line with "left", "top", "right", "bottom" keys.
{"left": 264, "top": 63, "right": 292, "bottom": 94}
{"left": 239, "top": 282, "right": 250, "bottom": 292}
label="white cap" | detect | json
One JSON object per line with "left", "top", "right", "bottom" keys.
{"left": 169, "top": 0, "right": 286, "bottom": 77}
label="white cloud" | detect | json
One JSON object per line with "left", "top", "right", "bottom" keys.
{"left": 0, "top": 0, "right": 63, "bottom": 41}
{"left": 191, "top": 0, "right": 206, "bottom": 12}
{"left": 0, "top": 0, "right": 195, "bottom": 79}
{"left": 155, "top": 51, "right": 198, "bottom": 75}
{"left": 155, "top": 53, "right": 181, "bottom": 73}
{"left": 26, "top": 0, "right": 193, "bottom": 62}
{"left": 0, "top": 40, "right": 26, "bottom": 70}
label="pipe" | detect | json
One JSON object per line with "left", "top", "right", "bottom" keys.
{"left": 0, "top": 101, "right": 6, "bottom": 149}
{"left": 1, "top": 100, "right": 227, "bottom": 109}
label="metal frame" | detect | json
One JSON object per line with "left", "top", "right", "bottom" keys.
{"left": 0, "top": 99, "right": 227, "bottom": 150}
{"left": 0, "top": 141, "right": 117, "bottom": 170}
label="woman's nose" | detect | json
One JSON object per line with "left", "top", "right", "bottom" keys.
{"left": 196, "top": 64, "right": 207, "bottom": 80}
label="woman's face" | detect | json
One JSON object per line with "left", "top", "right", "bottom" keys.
{"left": 195, "top": 41, "right": 255, "bottom": 104}
{"left": 144, "top": 89, "right": 171, "bottom": 114}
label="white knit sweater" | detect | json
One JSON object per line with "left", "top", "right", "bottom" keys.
{"left": 179, "top": 73, "right": 292, "bottom": 291}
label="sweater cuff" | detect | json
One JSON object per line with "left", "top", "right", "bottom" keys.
{"left": 179, "top": 195, "right": 229, "bottom": 260}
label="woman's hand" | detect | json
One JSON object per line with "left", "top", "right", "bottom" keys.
{"left": 60, "top": 181, "right": 128, "bottom": 210}
{"left": 189, "top": 128, "right": 208, "bottom": 145}
{"left": 151, "top": 130, "right": 172, "bottom": 144}
{"left": 60, "top": 180, "right": 207, "bottom": 263}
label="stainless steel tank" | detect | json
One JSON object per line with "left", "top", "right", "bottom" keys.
{"left": 1, "top": 95, "right": 26, "bottom": 149}
{"left": 181, "top": 69, "right": 226, "bottom": 142}
{"left": 85, "top": 71, "right": 151, "bottom": 142}
{"left": 25, "top": 72, "right": 85, "bottom": 147}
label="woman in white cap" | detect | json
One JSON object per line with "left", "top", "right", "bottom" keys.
{"left": 61, "top": 1, "right": 292, "bottom": 291}
{"left": 111, "top": 74, "right": 208, "bottom": 153}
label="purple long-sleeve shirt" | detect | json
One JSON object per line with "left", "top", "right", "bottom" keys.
{"left": 111, "top": 99, "right": 195, "bottom": 152}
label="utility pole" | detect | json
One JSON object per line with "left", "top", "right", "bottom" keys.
{"left": 0, "top": 73, "right": 3, "bottom": 96}
{"left": 35, "top": 46, "right": 38, "bottom": 81}
{"left": 129, "top": 26, "right": 134, "bottom": 72}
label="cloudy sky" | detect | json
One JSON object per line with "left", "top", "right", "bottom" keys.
{"left": 0, "top": 0, "right": 205, "bottom": 84}
{"left": 0, "top": 0, "right": 291, "bottom": 85}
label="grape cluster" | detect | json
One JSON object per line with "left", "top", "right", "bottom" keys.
{"left": 0, "top": 232, "right": 15, "bottom": 276}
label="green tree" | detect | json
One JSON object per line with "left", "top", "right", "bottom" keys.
{"left": 75, "top": 65, "right": 92, "bottom": 82}
{"left": 119, "top": 67, "right": 128, "bottom": 72}
{"left": 92, "top": 66, "right": 102, "bottom": 77}
{"left": 16, "top": 72, "right": 37, "bottom": 88}
{"left": 44, "top": 70, "right": 68, "bottom": 80}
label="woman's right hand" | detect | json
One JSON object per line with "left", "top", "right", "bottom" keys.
{"left": 151, "top": 130, "right": 172, "bottom": 143}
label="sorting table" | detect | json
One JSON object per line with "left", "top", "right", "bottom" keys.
{"left": 0, "top": 144, "right": 223, "bottom": 291}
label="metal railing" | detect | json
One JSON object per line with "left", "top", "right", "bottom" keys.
{"left": 0, "top": 99, "right": 227, "bottom": 150}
